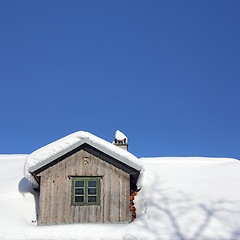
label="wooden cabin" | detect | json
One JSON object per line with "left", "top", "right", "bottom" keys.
{"left": 26, "top": 131, "right": 141, "bottom": 225}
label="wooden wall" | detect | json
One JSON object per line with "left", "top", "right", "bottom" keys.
{"left": 37, "top": 146, "right": 130, "bottom": 225}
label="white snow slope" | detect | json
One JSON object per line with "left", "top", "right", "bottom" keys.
{"left": 1, "top": 155, "right": 240, "bottom": 240}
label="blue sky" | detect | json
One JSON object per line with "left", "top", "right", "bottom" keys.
{"left": 0, "top": 1, "right": 239, "bottom": 159}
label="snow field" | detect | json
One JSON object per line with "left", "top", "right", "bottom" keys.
{"left": 0, "top": 155, "right": 240, "bottom": 239}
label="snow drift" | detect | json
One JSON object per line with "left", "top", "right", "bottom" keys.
{"left": 1, "top": 155, "right": 240, "bottom": 239}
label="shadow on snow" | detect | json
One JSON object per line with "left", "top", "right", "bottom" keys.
{"left": 18, "top": 177, "right": 39, "bottom": 222}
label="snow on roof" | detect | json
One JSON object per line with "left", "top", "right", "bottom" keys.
{"left": 24, "top": 131, "right": 142, "bottom": 186}
{"left": 114, "top": 130, "right": 128, "bottom": 142}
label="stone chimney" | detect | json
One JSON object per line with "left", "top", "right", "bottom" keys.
{"left": 113, "top": 130, "right": 128, "bottom": 151}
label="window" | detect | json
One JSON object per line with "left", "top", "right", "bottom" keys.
{"left": 71, "top": 177, "right": 100, "bottom": 206}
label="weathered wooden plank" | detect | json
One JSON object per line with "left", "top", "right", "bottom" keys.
{"left": 91, "top": 154, "right": 98, "bottom": 176}
{"left": 96, "top": 205, "right": 101, "bottom": 222}
{"left": 65, "top": 165, "right": 70, "bottom": 223}
{"left": 38, "top": 174, "right": 46, "bottom": 224}
{"left": 109, "top": 166, "right": 115, "bottom": 222}
{"left": 43, "top": 170, "right": 49, "bottom": 223}
{"left": 73, "top": 153, "right": 79, "bottom": 223}
{"left": 98, "top": 165, "right": 103, "bottom": 222}
{"left": 43, "top": 173, "right": 48, "bottom": 224}
{"left": 57, "top": 176, "right": 64, "bottom": 223}
{"left": 73, "top": 152, "right": 80, "bottom": 223}
{"left": 45, "top": 169, "right": 51, "bottom": 224}
{"left": 57, "top": 161, "right": 65, "bottom": 223}
{"left": 79, "top": 206, "right": 85, "bottom": 222}
{"left": 79, "top": 205, "right": 88, "bottom": 222}
{"left": 121, "top": 172, "right": 127, "bottom": 221}
{"left": 53, "top": 165, "right": 59, "bottom": 224}
{"left": 88, "top": 205, "right": 94, "bottom": 222}
{"left": 90, "top": 155, "right": 98, "bottom": 220}
{"left": 125, "top": 173, "right": 130, "bottom": 221}
{"left": 37, "top": 178, "right": 43, "bottom": 224}
{"left": 97, "top": 160, "right": 104, "bottom": 222}
{"left": 48, "top": 169, "right": 54, "bottom": 223}
{"left": 54, "top": 162, "right": 64, "bottom": 223}
{"left": 76, "top": 150, "right": 84, "bottom": 222}
{"left": 86, "top": 154, "right": 93, "bottom": 176}
{"left": 119, "top": 170, "right": 124, "bottom": 221}
{"left": 74, "top": 207, "right": 79, "bottom": 223}
{"left": 81, "top": 154, "right": 88, "bottom": 176}
{"left": 68, "top": 154, "right": 77, "bottom": 223}
{"left": 115, "top": 168, "right": 120, "bottom": 222}
{"left": 85, "top": 206, "right": 89, "bottom": 222}
{"left": 73, "top": 206, "right": 79, "bottom": 223}
{"left": 103, "top": 161, "right": 110, "bottom": 222}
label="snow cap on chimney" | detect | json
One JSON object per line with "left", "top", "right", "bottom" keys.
{"left": 113, "top": 130, "right": 128, "bottom": 151}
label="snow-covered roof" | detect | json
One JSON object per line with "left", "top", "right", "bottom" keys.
{"left": 24, "top": 131, "right": 142, "bottom": 185}
{"left": 114, "top": 130, "right": 128, "bottom": 143}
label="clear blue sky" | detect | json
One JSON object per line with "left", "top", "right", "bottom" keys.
{"left": 0, "top": 1, "right": 239, "bottom": 159}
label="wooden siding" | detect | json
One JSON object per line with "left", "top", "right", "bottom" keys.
{"left": 37, "top": 147, "right": 130, "bottom": 225}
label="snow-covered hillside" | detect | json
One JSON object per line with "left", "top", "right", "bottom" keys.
{"left": 0, "top": 155, "right": 240, "bottom": 240}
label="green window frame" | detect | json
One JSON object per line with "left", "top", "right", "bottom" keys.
{"left": 71, "top": 177, "right": 100, "bottom": 206}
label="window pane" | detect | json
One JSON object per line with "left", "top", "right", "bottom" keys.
{"left": 75, "top": 188, "right": 84, "bottom": 195}
{"left": 88, "top": 196, "right": 97, "bottom": 202}
{"left": 88, "top": 188, "right": 96, "bottom": 195}
{"left": 75, "top": 196, "right": 84, "bottom": 202}
{"left": 75, "top": 181, "right": 84, "bottom": 187}
{"left": 88, "top": 181, "right": 96, "bottom": 187}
